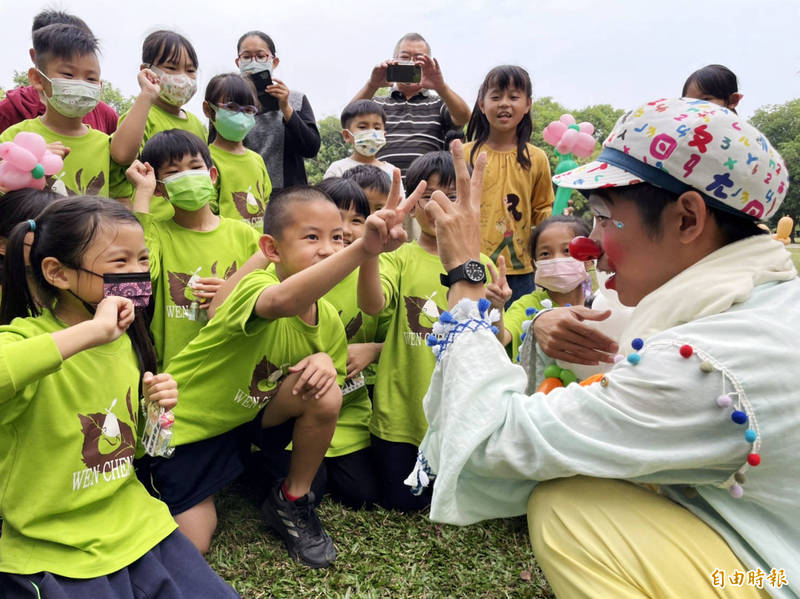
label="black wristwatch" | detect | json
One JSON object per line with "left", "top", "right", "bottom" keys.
{"left": 440, "top": 259, "right": 487, "bottom": 287}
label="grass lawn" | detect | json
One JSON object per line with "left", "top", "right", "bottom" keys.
{"left": 207, "top": 479, "right": 553, "bottom": 599}
{"left": 790, "top": 247, "right": 800, "bottom": 272}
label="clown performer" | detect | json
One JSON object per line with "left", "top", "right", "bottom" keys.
{"left": 409, "top": 99, "right": 798, "bottom": 598}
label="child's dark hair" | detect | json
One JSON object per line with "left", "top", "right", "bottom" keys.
{"left": 0, "top": 189, "right": 58, "bottom": 278}
{"left": 263, "top": 186, "right": 334, "bottom": 239}
{"left": 142, "top": 30, "right": 198, "bottom": 69}
{"left": 205, "top": 73, "right": 259, "bottom": 143}
{"left": 592, "top": 183, "right": 764, "bottom": 244}
{"left": 140, "top": 130, "right": 212, "bottom": 177}
{"left": 682, "top": 65, "right": 738, "bottom": 106}
{"left": 315, "top": 178, "right": 369, "bottom": 219}
{"left": 444, "top": 128, "right": 466, "bottom": 147}
{"left": 33, "top": 23, "right": 99, "bottom": 70}
{"left": 406, "top": 151, "right": 455, "bottom": 194}
{"left": 1, "top": 197, "right": 157, "bottom": 374}
{"left": 340, "top": 100, "right": 386, "bottom": 130}
{"left": 32, "top": 10, "right": 90, "bottom": 33}
{"left": 342, "top": 165, "right": 391, "bottom": 195}
{"left": 466, "top": 65, "right": 533, "bottom": 170}
{"left": 529, "top": 215, "right": 591, "bottom": 260}
{"left": 237, "top": 30, "right": 276, "bottom": 55}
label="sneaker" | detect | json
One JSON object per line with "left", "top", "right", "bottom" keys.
{"left": 261, "top": 482, "right": 337, "bottom": 568}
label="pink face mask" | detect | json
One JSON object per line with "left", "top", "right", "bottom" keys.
{"left": 534, "top": 257, "right": 587, "bottom": 293}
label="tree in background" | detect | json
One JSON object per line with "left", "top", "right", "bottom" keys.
{"left": 530, "top": 97, "right": 623, "bottom": 217}
{"left": 305, "top": 116, "right": 349, "bottom": 184}
{"left": 4, "top": 70, "right": 135, "bottom": 115}
{"left": 749, "top": 99, "right": 800, "bottom": 234}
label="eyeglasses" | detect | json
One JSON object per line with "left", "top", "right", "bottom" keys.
{"left": 215, "top": 102, "right": 258, "bottom": 116}
{"left": 395, "top": 53, "right": 426, "bottom": 62}
{"left": 238, "top": 53, "right": 273, "bottom": 62}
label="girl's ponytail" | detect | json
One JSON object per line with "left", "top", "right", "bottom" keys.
{"left": 1, "top": 219, "right": 40, "bottom": 324}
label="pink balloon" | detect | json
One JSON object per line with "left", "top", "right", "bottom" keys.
{"left": 0, "top": 163, "right": 33, "bottom": 190}
{"left": 542, "top": 121, "right": 567, "bottom": 146}
{"left": 572, "top": 133, "right": 597, "bottom": 158}
{"left": 559, "top": 114, "right": 576, "bottom": 126}
{"left": 556, "top": 128, "right": 579, "bottom": 154}
{"left": 577, "top": 122, "right": 595, "bottom": 136}
{"left": 14, "top": 132, "right": 46, "bottom": 158}
{"left": 6, "top": 145, "right": 37, "bottom": 171}
{"left": 40, "top": 153, "right": 63, "bottom": 176}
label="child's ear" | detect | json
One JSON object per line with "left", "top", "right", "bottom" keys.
{"left": 202, "top": 100, "right": 214, "bottom": 119}
{"left": 40, "top": 257, "right": 71, "bottom": 290}
{"left": 209, "top": 166, "right": 218, "bottom": 184}
{"left": 259, "top": 234, "right": 281, "bottom": 263}
{"left": 28, "top": 67, "right": 46, "bottom": 94}
{"left": 341, "top": 129, "right": 353, "bottom": 143}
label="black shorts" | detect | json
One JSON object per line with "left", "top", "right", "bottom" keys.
{"left": 138, "top": 412, "right": 294, "bottom": 515}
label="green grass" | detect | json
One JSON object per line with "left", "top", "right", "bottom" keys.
{"left": 207, "top": 480, "right": 553, "bottom": 599}
{"left": 790, "top": 247, "right": 800, "bottom": 272}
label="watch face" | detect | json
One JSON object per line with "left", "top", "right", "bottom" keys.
{"left": 464, "top": 261, "right": 485, "bottom": 282}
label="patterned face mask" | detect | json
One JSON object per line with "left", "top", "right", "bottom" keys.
{"left": 150, "top": 66, "right": 197, "bottom": 107}
{"left": 77, "top": 269, "right": 153, "bottom": 309}
{"left": 349, "top": 129, "right": 387, "bottom": 157}
{"left": 37, "top": 69, "right": 101, "bottom": 118}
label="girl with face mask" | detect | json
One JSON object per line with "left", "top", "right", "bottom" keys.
{"left": 109, "top": 31, "right": 208, "bottom": 222}
{"left": 235, "top": 30, "right": 321, "bottom": 194}
{"left": 488, "top": 215, "right": 593, "bottom": 362}
{"left": 203, "top": 73, "right": 272, "bottom": 230}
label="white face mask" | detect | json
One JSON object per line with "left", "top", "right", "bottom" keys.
{"left": 37, "top": 69, "right": 101, "bottom": 118}
{"left": 238, "top": 57, "right": 273, "bottom": 75}
{"left": 348, "top": 129, "right": 386, "bottom": 157}
{"left": 150, "top": 66, "right": 197, "bottom": 107}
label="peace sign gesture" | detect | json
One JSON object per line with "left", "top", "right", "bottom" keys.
{"left": 423, "top": 140, "right": 487, "bottom": 271}
{"left": 362, "top": 168, "right": 425, "bottom": 255}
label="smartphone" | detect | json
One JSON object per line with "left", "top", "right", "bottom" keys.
{"left": 386, "top": 62, "right": 421, "bottom": 84}
{"left": 248, "top": 71, "right": 279, "bottom": 112}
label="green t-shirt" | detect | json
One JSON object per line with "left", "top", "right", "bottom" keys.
{"left": 504, "top": 289, "right": 556, "bottom": 361}
{"left": 139, "top": 213, "right": 261, "bottom": 370}
{"left": 373, "top": 242, "right": 493, "bottom": 446}
{"left": 322, "top": 269, "right": 379, "bottom": 457}
{"left": 166, "top": 266, "right": 347, "bottom": 446}
{"left": 0, "top": 310, "right": 176, "bottom": 577}
{"left": 110, "top": 105, "right": 208, "bottom": 220}
{"left": 0, "top": 117, "right": 109, "bottom": 197}
{"left": 209, "top": 145, "right": 272, "bottom": 231}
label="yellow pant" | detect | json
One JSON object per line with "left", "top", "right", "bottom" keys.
{"left": 528, "top": 477, "right": 770, "bottom": 598}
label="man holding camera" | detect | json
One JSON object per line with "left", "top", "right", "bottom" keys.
{"left": 351, "top": 33, "right": 471, "bottom": 181}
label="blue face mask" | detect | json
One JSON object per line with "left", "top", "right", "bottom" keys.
{"left": 213, "top": 106, "right": 256, "bottom": 142}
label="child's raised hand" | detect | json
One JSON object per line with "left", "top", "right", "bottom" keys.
{"left": 288, "top": 352, "right": 337, "bottom": 399}
{"left": 362, "top": 168, "right": 424, "bottom": 255}
{"left": 190, "top": 277, "right": 225, "bottom": 308}
{"left": 143, "top": 371, "right": 178, "bottom": 410}
{"left": 125, "top": 160, "right": 156, "bottom": 192}
{"left": 486, "top": 256, "right": 512, "bottom": 310}
{"left": 91, "top": 296, "right": 135, "bottom": 343}
{"left": 46, "top": 141, "right": 70, "bottom": 159}
{"left": 137, "top": 68, "right": 161, "bottom": 102}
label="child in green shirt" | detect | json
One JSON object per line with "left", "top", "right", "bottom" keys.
{"left": 203, "top": 73, "right": 272, "bottom": 230}
{"left": 357, "top": 151, "right": 501, "bottom": 512}
{"left": 110, "top": 31, "right": 207, "bottom": 219}
{"left": 150, "top": 182, "right": 419, "bottom": 567}
{"left": 0, "top": 23, "right": 156, "bottom": 198}
{"left": 0, "top": 197, "right": 237, "bottom": 598}
{"left": 125, "top": 129, "right": 261, "bottom": 370}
